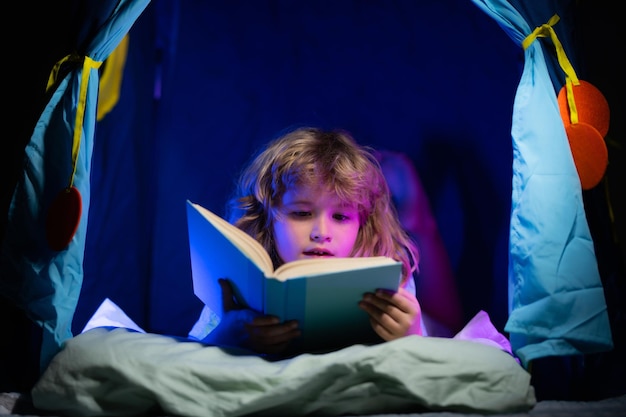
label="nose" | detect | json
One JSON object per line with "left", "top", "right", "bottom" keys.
{"left": 310, "top": 216, "right": 331, "bottom": 242}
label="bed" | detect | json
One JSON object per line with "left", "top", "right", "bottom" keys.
{"left": 1, "top": 329, "right": 625, "bottom": 417}
{"left": 2, "top": 305, "right": 625, "bottom": 417}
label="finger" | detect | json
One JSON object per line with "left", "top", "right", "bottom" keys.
{"left": 246, "top": 320, "right": 299, "bottom": 339}
{"left": 360, "top": 292, "right": 404, "bottom": 318}
{"left": 359, "top": 296, "right": 402, "bottom": 330}
{"left": 249, "top": 315, "right": 281, "bottom": 327}
{"left": 245, "top": 320, "right": 301, "bottom": 353}
{"left": 363, "top": 308, "right": 396, "bottom": 341}
{"left": 373, "top": 288, "right": 415, "bottom": 314}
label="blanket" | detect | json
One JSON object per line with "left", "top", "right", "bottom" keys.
{"left": 31, "top": 327, "right": 535, "bottom": 417}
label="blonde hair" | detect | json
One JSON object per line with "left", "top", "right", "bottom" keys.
{"left": 227, "top": 127, "right": 419, "bottom": 284}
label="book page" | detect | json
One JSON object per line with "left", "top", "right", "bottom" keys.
{"left": 192, "top": 203, "right": 273, "bottom": 273}
{"left": 272, "top": 256, "right": 400, "bottom": 281}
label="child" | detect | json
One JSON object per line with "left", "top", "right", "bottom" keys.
{"left": 198, "top": 127, "right": 422, "bottom": 355}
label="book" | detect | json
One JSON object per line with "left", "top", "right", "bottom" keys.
{"left": 186, "top": 199, "right": 403, "bottom": 352}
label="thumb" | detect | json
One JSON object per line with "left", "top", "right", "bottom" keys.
{"left": 219, "top": 278, "right": 238, "bottom": 312}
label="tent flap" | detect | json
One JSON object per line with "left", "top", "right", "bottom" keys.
{"left": 471, "top": 0, "right": 613, "bottom": 367}
{"left": 0, "top": 0, "right": 151, "bottom": 372}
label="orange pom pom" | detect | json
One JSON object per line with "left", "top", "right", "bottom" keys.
{"left": 564, "top": 122, "right": 608, "bottom": 190}
{"left": 558, "top": 80, "right": 610, "bottom": 137}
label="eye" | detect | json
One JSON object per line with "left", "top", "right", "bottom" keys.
{"left": 333, "top": 213, "right": 350, "bottom": 222}
{"left": 291, "top": 211, "right": 311, "bottom": 218}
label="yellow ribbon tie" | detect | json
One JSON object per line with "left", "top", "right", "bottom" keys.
{"left": 46, "top": 53, "right": 103, "bottom": 189}
{"left": 522, "top": 14, "right": 580, "bottom": 125}
{"left": 564, "top": 77, "right": 578, "bottom": 124}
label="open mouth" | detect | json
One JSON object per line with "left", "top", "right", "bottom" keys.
{"left": 303, "top": 249, "right": 333, "bottom": 257}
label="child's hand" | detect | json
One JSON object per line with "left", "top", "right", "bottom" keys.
{"left": 358, "top": 286, "right": 423, "bottom": 340}
{"left": 243, "top": 315, "right": 300, "bottom": 355}
{"left": 210, "top": 279, "right": 301, "bottom": 355}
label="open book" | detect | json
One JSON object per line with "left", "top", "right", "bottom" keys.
{"left": 186, "top": 200, "right": 403, "bottom": 352}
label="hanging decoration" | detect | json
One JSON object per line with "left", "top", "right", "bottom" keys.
{"left": 44, "top": 53, "right": 103, "bottom": 251}
{"left": 523, "top": 14, "right": 610, "bottom": 190}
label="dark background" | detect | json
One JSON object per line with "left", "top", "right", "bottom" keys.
{"left": 3, "top": 0, "right": 624, "bottom": 399}
{"left": 83, "top": 0, "right": 522, "bottom": 337}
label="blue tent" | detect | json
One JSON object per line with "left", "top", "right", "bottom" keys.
{"left": 1, "top": 0, "right": 622, "bottom": 399}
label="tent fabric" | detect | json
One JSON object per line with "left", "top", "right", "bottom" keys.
{"left": 0, "top": 0, "right": 150, "bottom": 372}
{"left": 0, "top": 0, "right": 614, "bottom": 379}
{"left": 471, "top": 0, "right": 613, "bottom": 366}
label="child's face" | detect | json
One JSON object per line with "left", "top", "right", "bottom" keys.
{"left": 273, "top": 184, "right": 360, "bottom": 263}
